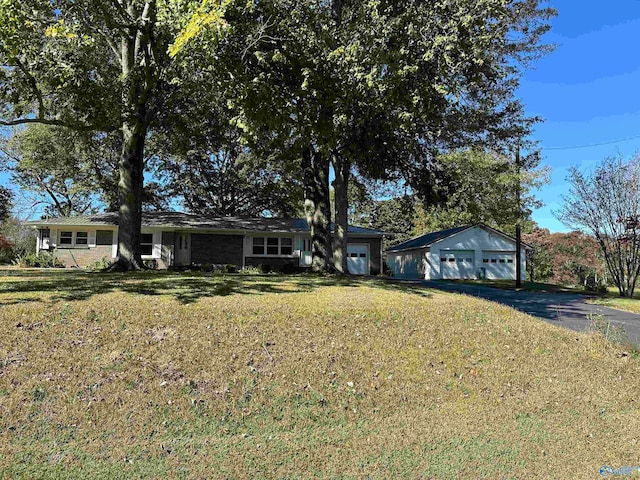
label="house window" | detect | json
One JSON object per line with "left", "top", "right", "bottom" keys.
{"left": 448, "top": 258, "right": 455, "bottom": 262}
{"left": 499, "top": 259, "right": 506, "bottom": 263}
{"left": 140, "top": 233, "right": 154, "bottom": 256}
{"left": 252, "top": 237, "right": 295, "bottom": 256}
{"left": 96, "top": 230, "right": 113, "bottom": 246}
{"left": 60, "top": 231, "right": 73, "bottom": 245}
{"left": 507, "top": 259, "right": 514, "bottom": 263}
{"left": 253, "top": 237, "right": 265, "bottom": 255}
{"left": 491, "top": 259, "right": 497, "bottom": 263}
{"left": 440, "top": 257, "right": 447, "bottom": 262}
{"left": 267, "top": 238, "right": 279, "bottom": 255}
{"left": 75, "top": 231, "right": 88, "bottom": 246}
{"left": 303, "top": 239, "right": 312, "bottom": 251}
{"left": 483, "top": 259, "right": 489, "bottom": 263}
{"left": 281, "top": 238, "right": 293, "bottom": 255}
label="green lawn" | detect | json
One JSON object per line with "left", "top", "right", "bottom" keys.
{"left": 1, "top": 268, "right": 639, "bottom": 478}
{"left": 587, "top": 287, "right": 640, "bottom": 314}
{"left": 443, "top": 278, "right": 585, "bottom": 294}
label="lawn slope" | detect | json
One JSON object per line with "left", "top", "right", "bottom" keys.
{"left": 0, "top": 269, "right": 638, "bottom": 478}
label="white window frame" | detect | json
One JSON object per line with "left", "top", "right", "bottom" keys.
{"left": 140, "top": 233, "right": 154, "bottom": 257}
{"left": 251, "top": 237, "right": 295, "bottom": 257}
{"left": 59, "top": 230, "right": 90, "bottom": 248}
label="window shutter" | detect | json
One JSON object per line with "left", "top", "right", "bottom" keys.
{"left": 50, "top": 229, "right": 57, "bottom": 247}
{"left": 88, "top": 230, "right": 96, "bottom": 248}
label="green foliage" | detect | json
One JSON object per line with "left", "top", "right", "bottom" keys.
{"left": 13, "top": 251, "right": 63, "bottom": 268}
{"left": 0, "top": 217, "right": 36, "bottom": 264}
{"left": 413, "top": 149, "right": 548, "bottom": 235}
{"left": 558, "top": 154, "right": 640, "bottom": 297}
{"left": 85, "top": 256, "right": 113, "bottom": 271}
{"left": 0, "top": 186, "right": 12, "bottom": 222}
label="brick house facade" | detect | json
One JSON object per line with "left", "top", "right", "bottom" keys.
{"left": 28, "top": 212, "right": 385, "bottom": 275}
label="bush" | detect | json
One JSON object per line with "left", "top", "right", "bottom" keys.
{"left": 223, "top": 264, "right": 236, "bottom": 274}
{"left": 258, "top": 264, "right": 272, "bottom": 274}
{"left": 85, "top": 257, "right": 113, "bottom": 271}
{"left": 144, "top": 259, "right": 159, "bottom": 270}
{"left": 239, "top": 266, "right": 262, "bottom": 275}
{"left": 13, "top": 251, "right": 64, "bottom": 268}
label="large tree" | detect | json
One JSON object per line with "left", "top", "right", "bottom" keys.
{"left": 558, "top": 154, "right": 640, "bottom": 297}
{"left": 0, "top": 185, "right": 12, "bottom": 222}
{"left": 412, "top": 148, "right": 548, "bottom": 236}
{"left": 0, "top": 0, "right": 194, "bottom": 269}
{"left": 175, "top": 0, "right": 555, "bottom": 273}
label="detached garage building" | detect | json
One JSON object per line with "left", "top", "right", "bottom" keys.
{"left": 386, "top": 224, "right": 529, "bottom": 281}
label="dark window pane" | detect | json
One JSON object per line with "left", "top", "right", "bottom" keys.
{"left": 483, "top": 259, "right": 489, "bottom": 263}
{"left": 267, "top": 245, "right": 279, "bottom": 255}
{"left": 140, "top": 244, "right": 153, "bottom": 255}
{"left": 253, "top": 237, "right": 264, "bottom": 246}
{"left": 253, "top": 245, "right": 265, "bottom": 255}
{"left": 96, "top": 230, "right": 113, "bottom": 245}
{"left": 491, "top": 259, "right": 497, "bottom": 263}
{"left": 60, "top": 231, "right": 72, "bottom": 245}
{"left": 141, "top": 234, "right": 153, "bottom": 244}
{"left": 440, "top": 258, "right": 447, "bottom": 262}
{"left": 507, "top": 259, "right": 514, "bottom": 263}
{"left": 281, "top": 238, "right": 293, "bottom": 246}
{"left": 267, "top": 238, "right": 279, "bottom": 246}
{"left": 499, "top": 259, "right": 506, "bottom": 263}
{"left": 449, "top": 258, "right": 455, "bottom": 262}
{"left": 359, "top": 253, "right": 366, "bottom": 258}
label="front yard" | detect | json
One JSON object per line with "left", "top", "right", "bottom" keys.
{"left": 1, "top": 269, "right": 639, "bottom": 478}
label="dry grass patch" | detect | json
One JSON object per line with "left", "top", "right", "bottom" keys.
{"left": 0, "top": 269, "right": 639, "bottom": 478}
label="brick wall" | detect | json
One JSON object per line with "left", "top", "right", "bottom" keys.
{"left": 53, "top": 246, "right": 114, "bottom": 268}
{"left": 191, "top": 234, "right": 244, "bottom": 268}
{"left": 245, "top": 256, "right": 301, "bottom": 271}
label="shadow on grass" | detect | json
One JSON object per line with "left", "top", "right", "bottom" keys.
{"left": 0, "top": 268, "right": 432, "bottom": 305}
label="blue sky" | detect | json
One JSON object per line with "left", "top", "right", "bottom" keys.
{"left": 3, "top": 2, "right": 640, "bottom": 229}
{"left": 521, "top": 1, "right": 640, "bottom": 232}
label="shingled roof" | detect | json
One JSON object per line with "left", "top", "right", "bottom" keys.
{"left": 386, "top": 225, "right": 472, "bottom": 252}
{"left": 26, "top": 212, "right": 385, "bottom": 236}
{"left": 386, "top": 224, "right": 532, "bottom": 252}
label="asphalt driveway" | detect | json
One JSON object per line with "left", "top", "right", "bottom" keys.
{"left": 421, "top": 281, "right": 640, "bottom": 345}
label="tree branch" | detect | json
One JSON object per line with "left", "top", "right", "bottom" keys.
{"left": 0, "top": 118, "right": 118, "bottom": 132}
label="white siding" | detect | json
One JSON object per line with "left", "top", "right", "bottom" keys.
{"left": 387, "top": 249, "right": 427, "bottom": 279}
{"left": 430, "top": 226, "right": 526, "bottom": 280}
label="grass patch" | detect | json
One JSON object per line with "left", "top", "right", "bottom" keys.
{"left": 0, "top": 268, "right": 639, "bottom": 477}
{"left": 442, "top": 279, "right": 585, "bottom": 294}
{"left": 587, "top": 287, "right": 640, "bottom": 314}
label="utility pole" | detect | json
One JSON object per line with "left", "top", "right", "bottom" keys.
{"left": 515, "top": 145, "right": 522, "bottom": 288}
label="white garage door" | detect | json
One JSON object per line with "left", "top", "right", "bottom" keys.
{"left": 347, "top": 244, "right": 369, "bottom": 275}
{"left": 440, "top": 251, "right": 475, "bottom": 279}
{"left": 482, "top": 252, "right": 515, "bottom": 279}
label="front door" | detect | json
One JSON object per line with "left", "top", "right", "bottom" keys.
{"left": 175, "top": 233, "right": 191, "bottom": 267}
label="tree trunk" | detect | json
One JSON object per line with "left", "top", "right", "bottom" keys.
{"left": 109, "top": 4, "right": 154, "bottom": 272}
{"left": 110, "top": 121, "right": 146, "bottom": 270}
{"left": 332, "top": 151, "right": 349, "bottom": 274}
{"left": 302, "top": 144, "right": 333, "bottom": 272}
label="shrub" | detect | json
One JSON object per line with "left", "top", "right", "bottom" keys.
{"left": 144, "top": 259, "right": 159, "bottom": 270}
{"left": 13, "top": 251, "right": 64, "bottom": 268}
{"left": 85, "top": 257, "right": 113, "bottom": 271}
{"left": 239, "top": 266, "right": 262, "bottom": 275}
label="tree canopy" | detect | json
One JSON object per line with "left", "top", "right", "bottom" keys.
{"left": 558, "top": 154, "right": 640, "bottom": 297}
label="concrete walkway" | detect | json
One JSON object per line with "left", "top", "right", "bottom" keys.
{"left": 421, "top": 281, "right": 640, "bottom": 345}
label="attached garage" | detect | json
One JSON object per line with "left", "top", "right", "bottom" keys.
{"left": 385, "top": 224, "right": 529, "bottom": 281}
{"left": 347, "top": 244, "right": 369, "bottom": 275}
